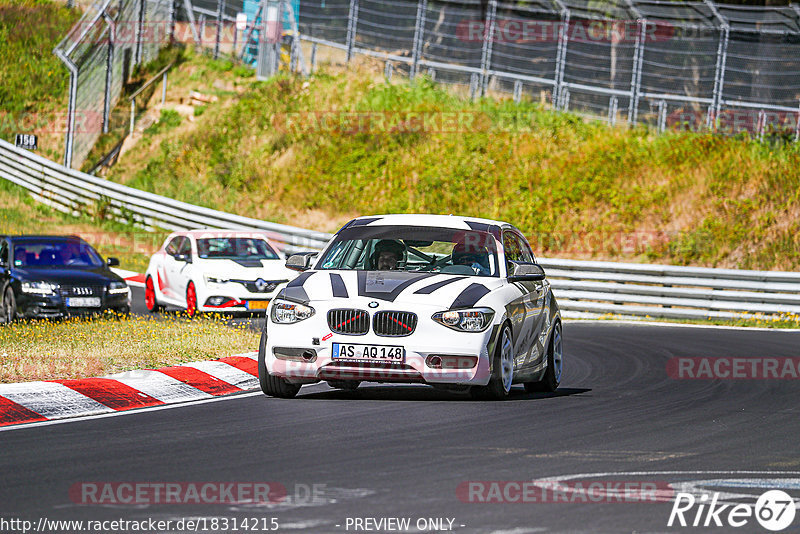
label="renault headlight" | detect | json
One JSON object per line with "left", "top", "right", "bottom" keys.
{"left": 21, "top": 281, "right": 59, "bottom": 295}
{"left": 271, "top": 300, "right": 315, "bottom": 324}
{"left": 432, "top": 308, "right": 494, "bottom": 332}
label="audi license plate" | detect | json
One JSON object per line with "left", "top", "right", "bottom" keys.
{"left": 332, "top": 343, "right": 405, "bottom": 363}
{"left": 66, "top": 297, "right": 101, "bottom": 308}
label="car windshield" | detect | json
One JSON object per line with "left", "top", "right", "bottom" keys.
{"left": 196, "top": 238, "right": 279, "bottom": 260}
{"left": 13, "top": 240, "right": 104, "bottom": 268}
{"left": 317, "top": 225, "right": 500, "bottom": 277}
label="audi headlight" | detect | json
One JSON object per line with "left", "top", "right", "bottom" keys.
{"left": 204, "top": 275, "right": 229, "bottom": 285}
{"left": 21, "top": 281, "right": 59, "bottom": 295}
{"left": 432, "top": 308, "right": 495, "bottom": 332}
{"left": 271, "top": 300, "right": 315, "bottom": 324}
{"left": 108, "top": 281, "right": 129, "bottom": 295}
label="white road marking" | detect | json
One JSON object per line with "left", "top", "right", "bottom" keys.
{"left": 182, "top": 361, "right": 259, "bottom": 389}
{"left": 105, "top": 370, "right": 213, "bottom": 403}
{"left": 562, "top": 318, "right": 800, "bottom": 332}
{"left": 0, "top": 381, "right": 114, "bottom": 419}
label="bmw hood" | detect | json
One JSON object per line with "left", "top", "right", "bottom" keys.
{"left": 279, "top": 270, "right": 504, "bottom": 310}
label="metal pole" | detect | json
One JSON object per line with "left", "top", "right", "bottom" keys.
{"left": 135, "top": 0, "right": 145, "bottom": 64}
{"left": 410, "top": 0, "right": 427, "bottom": 80}
{"left": 169, "top": 0, "right": 177, "bottom": 44}
{"left": 161, "top": 71, "right": 168, "bottom": 105}
{"left": 628, "top": 19, "right": 646, "bottom": 124}
{"left": 345, "top": 0, "right": 359, "bottom": 63}
{"left": 608, "top": 96, "right": 618, "bottom": 126}
{"left": 102, "top": 12, "right": 115, "bottom": 134}
{"left": 310, "top": 43, "right": 317, "bottom": 72}
{"left": 705, "top": 0, "right": 728, "bottom": 129}
{"left": 130, "top": 98, "right": 136, "bottom": 135}
{"left": 658, "top": 99, "right": 667, "bottom": 132}
{"left": 513, "top": 80, "right": 522, "bottom": 103}
{"left": 54, "top": 49, "right": 78, "bottom": 169}
{"left": 182, "top": 0, "right": 202, "bottom": 45}
{"left": 795, "top": 100, "right": 800, "bottom": 142}
{"left": 479, "top": 0, "right": 497, "bottom": 96}
{"left": 553, "top": 8, "right": 570, "bottom": 109}
{"left": 214, "top": 0, "right": 226, "bottom": 58}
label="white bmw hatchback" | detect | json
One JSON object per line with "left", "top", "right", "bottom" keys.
{"left": 144, "top": 230, "right": 296, "bottom": 316}
{"left": 259, "top": 214, "right": 563, "bottom": 400}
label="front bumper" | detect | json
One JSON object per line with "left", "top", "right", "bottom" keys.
{"left": 198, "top": 282, "right": 286, "bottom": 313}
{"left": 264, "top": 312, "right": 496, "bottom": 386}
{"left": 16, "top": 291, "right": 130, "bottom": 319}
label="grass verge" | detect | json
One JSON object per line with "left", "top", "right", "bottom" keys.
{"left": 0, "top": 313, "right": 259, "bottom": 383}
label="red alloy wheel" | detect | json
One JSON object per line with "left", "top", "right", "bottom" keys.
{"left": 186, "top": 282, "right": 197, "bottom": 318}
{"left": 145, "top": 277, "right": 156, "bottom": 311}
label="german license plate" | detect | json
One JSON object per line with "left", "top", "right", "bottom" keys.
{"left": 332, "top": 343, "right": 405, "bottom": 363}
{"left": 66, "top": 297, "right": 101, "bottom": 308}
{"left": 246, "top": 300, "right": 270, "bottom": 310}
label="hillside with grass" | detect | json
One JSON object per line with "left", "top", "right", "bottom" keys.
{"left": 101, "top": 59, "right": 800, "bottom": 271}
{"left": 0, "top": 0, "right": 80, "bottom": 161}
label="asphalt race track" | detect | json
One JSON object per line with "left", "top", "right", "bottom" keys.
{"left": 2, "top": 320, "right": 799, "bottom": 533}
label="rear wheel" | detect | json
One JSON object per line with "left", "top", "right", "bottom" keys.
{"left": 472, "top": 324, "right": 514, "bottom": 400}
{"left": 2, "top": 288, "right": 17, "bottom": 324}
{"left": 185, "top": 281, "right": 198, "bottom": 318}
{"left": 144, "top": 276, "right": 164, "bottom": 312}
{"left": 525, "top": 321, "right": 562, "bottom": 393}
{"left": 257, "top": 325, "right": 301, "bottom": 399}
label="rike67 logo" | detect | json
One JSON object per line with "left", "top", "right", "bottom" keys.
{"left": 669, "top": 490, "right": 796, "bottom": 531}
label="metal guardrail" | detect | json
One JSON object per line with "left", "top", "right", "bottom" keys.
{"left": 0, "top": 139, "right": 331, "bottom": 254}
{"left": 2, "top": 138, "right": 799, "bottom": 321}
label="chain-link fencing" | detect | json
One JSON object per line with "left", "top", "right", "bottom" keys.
{"left": 54, "top": 0, "right": 174, "bottom": 169}
{"left": 201, "top": 0, "right": 800, "bottom": 140}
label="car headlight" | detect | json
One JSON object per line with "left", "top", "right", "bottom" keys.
{"left": 108, "top": 281, "right": 129, "bottom": 295}
{"left": 20, "top": 281, "right": 59, "bottom": 295}
{"left": 204, "top": 275, "right": 229, "bottom": 285}
{"left": 271, "top": 300, "right": 315, "bottom": 324}
{"left": 432, "top": 308, "right": 495, "bottom": 332}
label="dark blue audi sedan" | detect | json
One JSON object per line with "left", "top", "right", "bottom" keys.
{"left": 0, "top": 235, "right": 130, "bottom": 322}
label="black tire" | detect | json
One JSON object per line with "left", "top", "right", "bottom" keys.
{"left": 2, "top": 287, "right": 17, "bottom": 325}
{"left": 326, "top": 380, "right": 360, "bottom": 391}
{"left": 471, "top": 324, "right": 514, "bottom": 400}
{"left": 257, "top": 326, "right": 301, "bottom": 399}
{"left": 525, "top": 321, "right": 562, "bottom": 393}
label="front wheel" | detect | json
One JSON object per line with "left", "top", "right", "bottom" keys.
{"left": 144, "top": 276, "right": 164, "bottom": 313}
{"left": 472, "top": 324, "right": 514, "bottom": 400}
{"left": 2, "top": 287, "right": 17, "bottom": 324}
{"left": 257, "top": 326, "right": 301, "bottom": 399}
{"left": 525, "top": 321, "right": 562, "bottom": 393}
{"left": 185, "top": 281, "right": 198, "bottom": 318}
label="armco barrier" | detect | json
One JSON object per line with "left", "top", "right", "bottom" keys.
{"left": 2, "top": 139, "right": 799, "bottom": 322}
{"left": 0, "top": 139, "right": 330, "bottom": 254}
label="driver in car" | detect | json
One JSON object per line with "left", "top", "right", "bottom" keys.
{"left": 452, "top": 242, "right": 491, "bottom": 275}
{"left": 372, "top": 239, "right": 405, "bottom": 271}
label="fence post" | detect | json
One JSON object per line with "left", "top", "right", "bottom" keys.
{"left": 705, "top": 0, "right": 729, "bottom": 130}
{"left": 608, "top": 96, "right": 618, "bottom": 126}
{"left": 135, "top": 0, "right": 145, "bottom": 64}
{"left": 182, "top": 0, "right": 202, "bottom": 45}
{"left": 54, "top": 49, "right": 78, "bottom": 169}
{"left": 214, "top": 0, "right": 226, "bottom": 58}
{"left": 553, "top": 4, "right": 570, "bottom": 109}
{"left": 102, "top": 12, "right": 115, "bottom": 134}
{"left": 345, "top": 0, "right": 360, "bottom": 62}
{"left": 479, "top": 0, "right": 497, "bottom": 96}
{"left": 658, "top": 99, "right": 667, "bottom": 132}
{"left": 169, "top": 0, "right": 177, "bottom": 44}
{"left": 410, "top": 0, "right": 428, "bottom": 80}
{"left": 795, "top": 100, "right": 800, "bottom": 142}
{"left": 628, "top": 19, "right": 646, "bottom": 124}
{"left": 513, "top": 80, "right": 522, "bottom": 103}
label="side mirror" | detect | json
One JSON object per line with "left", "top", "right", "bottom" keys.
{"left": 174, "top": 253, "right": 192, "bottom": 263}
{"left": 286, "top": 252, "right": 318, "bottom": 272}
{"left": 508, "top": 261, "right": 546, "bottom": 282}
{"left": 107, "top": 257, "right": 120, "bottom": 267}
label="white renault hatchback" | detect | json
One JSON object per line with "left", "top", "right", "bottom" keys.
{"left": 144, "top": 230, "right": 296, "bottom": 316}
